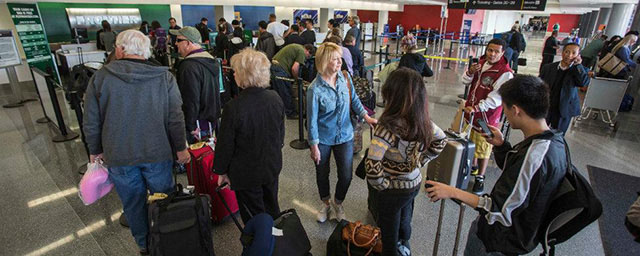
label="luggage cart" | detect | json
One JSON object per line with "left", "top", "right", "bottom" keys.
{"left": 574, "top": 77, "right": 629, "bottom": 131}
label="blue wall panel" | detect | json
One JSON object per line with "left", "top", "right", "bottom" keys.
{"left": 234, "top": 6, "right": 275, "bottom": 31}
{"left": 181, "top": 5, "right": 215, "bottom": 31}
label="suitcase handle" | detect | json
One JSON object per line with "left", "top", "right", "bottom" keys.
{"left": 215, "top": 183, "right": 244, "bottom": 231}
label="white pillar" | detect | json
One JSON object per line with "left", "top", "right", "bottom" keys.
{"left": 606, "top": 3, "right": 634, "bottom": 37}
{"left": 320, "top": 8, "right": 334, "bottom": 32}
{"left": 170, "top": 4, "right": 183, "bottom": 27}
{"left": 378, "top": 10, "right": 388, "bottom": 35}
{"left": 350, "top": 10, "right": 358, "bottom": 16}
{"left": 597, "top": 7, "right": 611, "bottom": 29}
{"left": 630, "top": 3, "right": 640, "bottom": 32}
{"left": 215, "top": 5, "right": 235, "bottom": 23}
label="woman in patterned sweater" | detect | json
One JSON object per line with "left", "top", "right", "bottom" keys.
{"left": 366, "top": 67, "right": 447, "bottom": 256}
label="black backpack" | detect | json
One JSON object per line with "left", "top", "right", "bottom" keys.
{"left": 538, "top": 141, "right": 603, "bottom": 256}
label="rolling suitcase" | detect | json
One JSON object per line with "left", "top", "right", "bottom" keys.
{"left": 425, "top": 114, "right": 476, "bottom": 256}
{"left": 148, "top": 165, "right": 215, "bottom": 256}
{"left": 186, "top": 144, "right": 239, "bottom": 223}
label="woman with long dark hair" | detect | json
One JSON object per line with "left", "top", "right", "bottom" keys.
{"left": 366, "top": 67, "right": 446, "bottom": 256}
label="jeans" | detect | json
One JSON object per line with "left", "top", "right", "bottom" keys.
{"left": 109, "top": 160, "right": 174, "bottom": 249}
{"left": 510, "top": 51, "right": 520, "bottom": 73}
{"left": 464, "top": 218, "right": 506, "bottom": 256}
{"left": 270, "top": 65, "right": 297, "bottom": 117}
{"left": 315, "top": 141, "right": 353, "bottom": 204}
{"left": 546, "top": 111, "right": 571, "bottom": 134}
{"left": 377, "top": 189, "right": 419, "bottom": 256}
{"left": 234, "top": 179, "right": 281, "bottom": 224}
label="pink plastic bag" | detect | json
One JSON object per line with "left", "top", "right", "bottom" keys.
{"left": 78, "top": 161, "right": 114, "bottom": 205}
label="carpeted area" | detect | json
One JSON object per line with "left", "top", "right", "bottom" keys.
{"left": 587, "top": 165, "right": 640, "bottom": 256}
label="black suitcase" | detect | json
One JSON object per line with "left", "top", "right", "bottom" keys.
{"left": 518, "top": 57, "right": 527, "bottom": 66}
{"left": 148, "top": 187, "right": 214, "bottom": 256}
{"left": 148, "top": 165, "right": 215, "bottom": 256}
{"left": 215, "top": 183, "right": 312, "bottom": 256}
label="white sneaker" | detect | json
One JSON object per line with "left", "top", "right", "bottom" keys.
{"left": 317, "top": 203, "right": 331, "bottom": 223}
{"left": 334, "top": 202, "right": 346, "bottom": 221}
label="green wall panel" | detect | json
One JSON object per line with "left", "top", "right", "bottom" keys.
{"left": 37, "top": 3, "right": 171, "bottom": 43}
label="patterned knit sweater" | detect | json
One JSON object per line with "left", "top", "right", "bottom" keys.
{"left": 366, "top": 122, "right": 447, "bottom": 191}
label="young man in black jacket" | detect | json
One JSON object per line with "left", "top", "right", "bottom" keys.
{"left": 426, "top": 75, "right": 568, "bottom": 255}
{"left": 344, "top": 35, "right": 364, "bottom": 77}
{"left": 301, "top": 19, "right": 316, "bottom": 45}
{"left": 539, "top": 43, "right": 590, "bottom": 134}
{"left": 170, "top": 26, "right": 222, "bottom": 143}
{"left": 256, "top": 20, "right": 276, "bottom": 60}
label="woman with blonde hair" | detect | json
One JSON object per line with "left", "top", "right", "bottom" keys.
{"left": 214, "top": 48, "right": 285, "bottom": 223}
{"left": 307, "top": 42, "right": 377, "bottom": 222}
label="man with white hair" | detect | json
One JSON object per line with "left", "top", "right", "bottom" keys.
{"left": 83, "top": 29, "right": 189, "bottom": 255}
{"left": 346, "top": 15, "right": 361, "bottom": 48}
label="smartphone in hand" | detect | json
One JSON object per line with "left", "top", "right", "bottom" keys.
{"left": 477, "top": 119, "right": 494, "bottom": 139}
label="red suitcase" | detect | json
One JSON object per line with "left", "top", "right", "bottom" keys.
{"left": 187, "top": 145, "right": 239, "bottom": 223}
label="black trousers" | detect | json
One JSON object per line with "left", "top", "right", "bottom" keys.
{"left": 234, "top": 179, "right": 281, "bottom": 224}
{"left": 377, "top": 188, "right": 419, "bottom": 256}
{"left": 540, "top": 54, "right": 555, "bottom": 72}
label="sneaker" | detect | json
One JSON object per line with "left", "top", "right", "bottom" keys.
{"left": 397, "top": 241, "right": 411, "bottom": 256}
{"left": 333, "top": 202, "right": 346, "bottom": 221}
{"left": 317, "top": 203, "right": 331, "bottom": 223}
{"left": 472, "top": 175, "right": 485, "bottom": 195}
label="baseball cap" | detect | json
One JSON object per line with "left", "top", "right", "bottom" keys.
{"left": 169, "top": 26, "right": 202, "bottom": 44}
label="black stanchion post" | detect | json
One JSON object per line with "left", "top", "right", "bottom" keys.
{"left": 69, "top": 90, "right": 89, "bottom": 159}
{"left": 373, "top": 23, "right": 377, "bottom": 55}
{"left": 290, "top": 78, "right": 309, "bottom": 149}
{"left": 395, "top": 34, "right": 400, "bottom": 56}
{"left": 445, "top": 40, "right": 455, "bottom": 69}
{"left": 45, "top": 76, "right": 79, "bottom": 142}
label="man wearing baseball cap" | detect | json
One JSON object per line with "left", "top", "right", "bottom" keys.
{"left": 170, "top": 26, "right": 222, "bottom": 143}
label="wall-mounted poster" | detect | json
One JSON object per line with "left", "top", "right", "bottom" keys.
{"left": 294, "top": 10, "right": 318, "bottom": 25}
{"left": 334, "top": 11, "right": 348, "bottom": 24}
{"left": 65, "top": 8, "right": 142, "bottom": 31}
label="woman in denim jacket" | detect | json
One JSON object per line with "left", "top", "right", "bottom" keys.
{"left": 307, "top": 42, "right": 377, "bottom": 223}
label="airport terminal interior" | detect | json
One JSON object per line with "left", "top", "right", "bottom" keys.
{"left": 1, "top": 0, "right": 640, "bottom": 255}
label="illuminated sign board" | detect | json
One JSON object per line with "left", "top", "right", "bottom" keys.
{"left": 65, "top": 8, "right": 142, "bottom": 30}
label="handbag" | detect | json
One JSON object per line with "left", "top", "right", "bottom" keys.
{"left": 341, "top": 221, "right": 383, "bottom": 256}
{"left": 598, "top": 52, "right": 627, "bottom": 76}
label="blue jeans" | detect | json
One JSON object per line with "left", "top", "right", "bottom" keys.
{"left": 315, "top": 141, "right": 353, "bottom": 204}
{"left": 464, "top": 218, "right": 506, "bottom": 256}
{"left": 109, "top": 160, "right": 174, "bottom": 249}
{"left": 377, "top": 188, "right": 419, "bottom": 256}
{"left": 270, "top": 65, "right": 296, "bottom": 117}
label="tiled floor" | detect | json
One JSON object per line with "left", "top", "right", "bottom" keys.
{"left": 1, "top": 32, "right": 639, "bottom": 256}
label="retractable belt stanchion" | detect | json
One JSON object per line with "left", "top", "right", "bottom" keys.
{"left": 45, "top": 75, "right": 79, "bottom": 142}
{"left": 2, "top": 65, "right": 36, "bottom": 108}
{"left": 289, "top": 77, "right": 309, "bottom": 150}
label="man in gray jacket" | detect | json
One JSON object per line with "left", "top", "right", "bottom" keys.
{"left": 83, "top": 29, "right": 189, "bottom": 255}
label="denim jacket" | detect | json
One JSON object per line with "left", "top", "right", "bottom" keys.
{"left": 307, "top": 71, "right": 366, "bottom": 146}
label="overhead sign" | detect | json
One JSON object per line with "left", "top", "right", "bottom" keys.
{"left": 448, "top": 0, "right": 547, "bottom": 11}
{"left": 0, "top": 30, "right": 21, "bottom": 68}
{"left": 7, "top": 2, "right": 58, "bottom": 82}
{"left": 66, "top": 8, "right": 142, "bottom": 31}
{"left": 334, "top": 11, "right": 348, "bottom": 24}
{"left": 294, "top": 10, "right": 318, "bottom": 25}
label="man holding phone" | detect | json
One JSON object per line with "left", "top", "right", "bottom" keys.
{"left": 539, "top": 42, "right": 590, "bottom": 134}
{"left": 462, "top": 38, "right": 514, "bottom": 194}
{"left": 426, "top": 75, "right": 568, "bottom": 255}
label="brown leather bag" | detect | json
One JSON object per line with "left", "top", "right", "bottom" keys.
{"left": 341, "top": 221, "right": 383, "bottom": 255}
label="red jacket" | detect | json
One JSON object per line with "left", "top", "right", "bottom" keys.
{"left": 464, "top": 56, "right": 513, "bottom": 127}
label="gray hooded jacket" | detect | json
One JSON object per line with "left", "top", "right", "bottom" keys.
{"left": 83, "top": 59, "right": 186, "bottom": 167}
